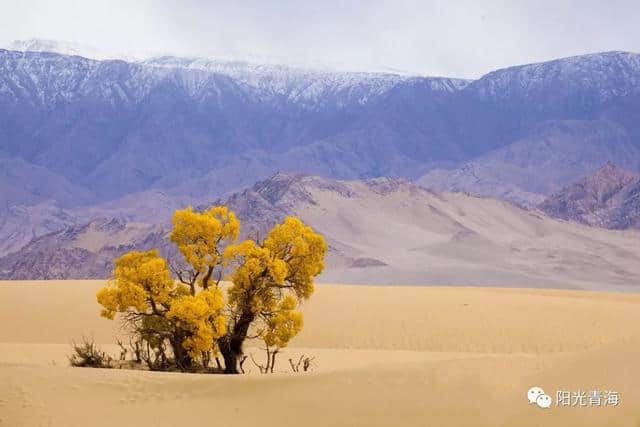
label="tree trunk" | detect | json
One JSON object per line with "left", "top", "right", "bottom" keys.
{"left": 170, "top": 333, "right": 193, "bottom": 371}
{"left": 270, "top": 349, "right": 279, "bottom": 373}
{"left": 220, "top": 346, "right": 239, "bottom": 374}
{"left": 218, "top": 310, "right": 255, "bottom": 374}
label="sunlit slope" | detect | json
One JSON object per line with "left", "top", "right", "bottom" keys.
{"left": 292, "top": 178, "right": 640, "bottom": 290}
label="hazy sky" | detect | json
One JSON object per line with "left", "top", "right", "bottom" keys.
{"left": 1, "top": 0, "right": 639, "bottom": 78}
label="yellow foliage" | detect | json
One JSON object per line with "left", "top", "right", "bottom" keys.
{"left": 167, "top": 288, "right": 227, "bottom": 358}
{"left": 224, "top": 240, "right": 288, "bottom": 312}
{"left": 169, "top": 206, "right": 240, "bottom": 275}
{"left": 263, "top": 294, "right": 304, "bottom": 348}
{"left": 263, "top": 216, "right": 328, "bottom": 299}
{"left": 96, "top": 250, "right": 179, "bottom": 319}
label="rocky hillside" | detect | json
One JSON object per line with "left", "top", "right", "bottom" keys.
{"left": 0, "top": 189, "right": 191, "bottom": 258}
{"left": 538, "top": 162, "right": 640, "bottom": 229}
{"left": 0, "top": 201, "right": 77, "bottom": 257}
{"left": 0, "top": 218, "right": 169, "bottom": 280}
{"left": 2, "top": 173, "right": 639, "bottom": 291}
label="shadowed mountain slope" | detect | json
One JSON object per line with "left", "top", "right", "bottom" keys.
{"left": 418, "top": 120, "right": 640, "bottom": 206}
{"left": 539, "top": 162, "right": 640, "bottom": 229}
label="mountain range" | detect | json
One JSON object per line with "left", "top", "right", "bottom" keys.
{"left": 2, "top": 43, "right": 640, "bottom": 209}
{"left": 0, "top": 45, "right": 469, "bottom": 207}
{"left": 2, "top": 172, "right": 639, "bottom": 291}
{"left": 1, "top": 40, "right": 640, "bottom": 285}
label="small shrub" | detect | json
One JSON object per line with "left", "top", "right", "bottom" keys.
{"left": 68, "top": 337, "right": 114, "bottom": 368}
{"left": 289, "top": 354, "right": 315, "bottom": 373}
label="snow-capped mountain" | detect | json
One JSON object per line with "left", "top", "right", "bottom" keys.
{"left": 0, "top": 46, "right": 472, "bottom": 205}
{"left": 417, "top": 51, "right": 640, "bottom": 203}
{"left": 1, "top": 44, "right": 640, "bottom": 265}
{"left": 5, "top": 38, "right": 433, "bottom": 80}
{"left": 4, "top": 38, "right": 154, "bottom": 62}
{"left": 468, "top": 51, "right": 640, "bottom": 102}
{"left": 142, "top": 56, "right": 470, "bottom": 106}
{"left": 6, "top": 39, "right": 106, "bottom": 58}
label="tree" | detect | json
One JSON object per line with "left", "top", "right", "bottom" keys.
{"left": 219, "top": 216, "right": 326, "bottom": 373}
{"left": 96, "top": 206, "right": 327, "bottom": 374}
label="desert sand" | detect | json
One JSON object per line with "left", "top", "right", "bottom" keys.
{"left": 1, "top": 280, "right": 640, "bottom": 426}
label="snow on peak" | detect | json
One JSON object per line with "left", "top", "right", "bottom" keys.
{"left": 3, "top": 39, "right": 470, "bottom": 107}
{"left": 141, "top": 56, "right": 469, "bottom": 104}
{"left": 5, "top": 38, "right": 155, "bottom": 62}
{"left": 471, "top": 51, "right": 640, "bottom": 100}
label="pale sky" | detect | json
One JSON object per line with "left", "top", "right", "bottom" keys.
{"left": 0, "top": 0, "right": 639, "bottom": 78}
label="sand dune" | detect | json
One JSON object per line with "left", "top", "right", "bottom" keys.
{"left": 1, "top": 280, "right": 640, "bottom": 426}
